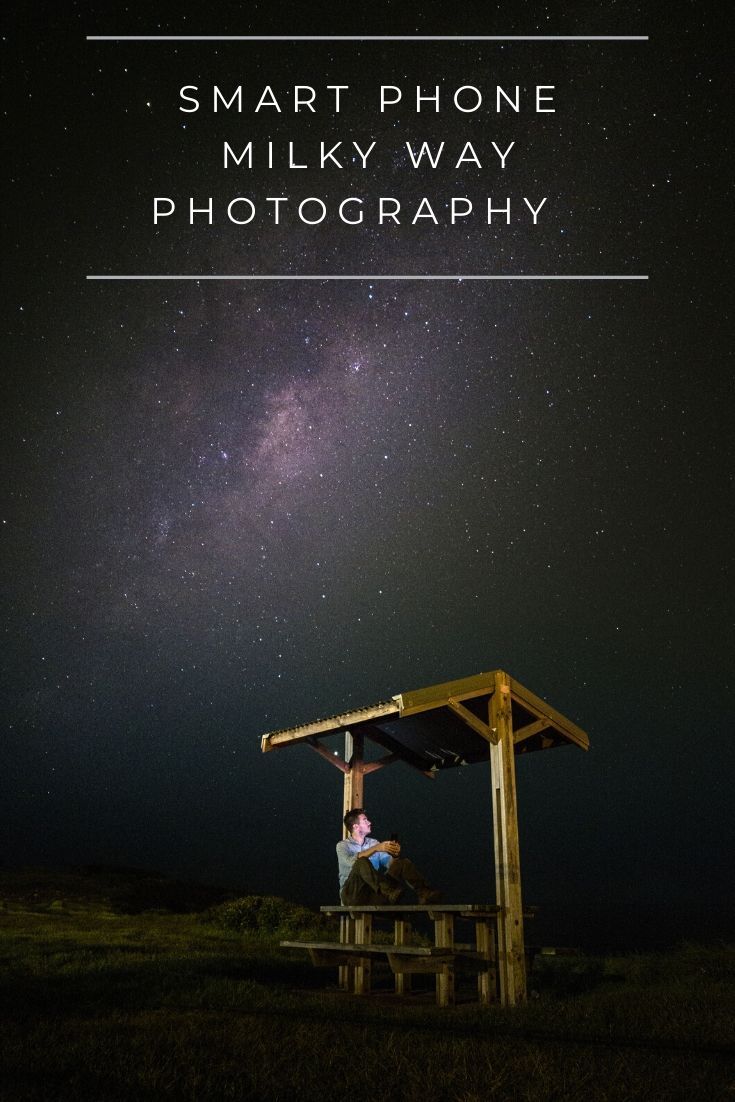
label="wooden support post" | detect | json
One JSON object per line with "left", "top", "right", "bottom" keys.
{"left": 342, "top": 730, "right": 365, "bottom": 825}
{"left": 434, "top": 912, "right": 455, "bottom": 1007}
{"left": 489, "top": 669, "right": 527, "bottom": 1006}
{"left": 342, "top": 732, "right": 365, "bottom": 988}
{"left": 475, "top": 918, "right": 497, "bottom": 1005}
{"left": 394, "top": 918, "right": 412, "bottom": 995}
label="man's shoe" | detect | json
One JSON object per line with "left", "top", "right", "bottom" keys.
{"left": 417, "top": 888, "right": 442, "bottom": 905}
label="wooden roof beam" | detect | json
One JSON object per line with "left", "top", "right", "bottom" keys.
{"left": 447, "top": 698, "right": 499, "bottom": 745}
{"left": 261, "top": 700, "right": 400, "bottom": 752}
{"left": 306, "top": 737, "right": 349, "bottom": 773}
{"left": 509, "top": 675, "right": 589, "bottom": 751}
{"left": 513, "top": 718, "right": 553, "bottom": 745}
{"left": 361, "top": 724, "right": 436, "bottom": 779}
{"left": 362, "top": 753, "right": 401, "bottom": 775}
{"left": 395, "top": 671, "right": 497, "bottom": 717}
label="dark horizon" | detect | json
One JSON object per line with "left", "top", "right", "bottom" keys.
{"left": 1, "top": 856, "right": 730, "bottom": 955}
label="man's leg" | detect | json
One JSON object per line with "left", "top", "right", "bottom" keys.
{"left": 341, "top": 859, "right": 398, "bottom": 905}
{"left": 387, "top": 858, "right": 441, "bottom": 903}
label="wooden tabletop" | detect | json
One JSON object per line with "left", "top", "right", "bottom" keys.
{"left": 321, "top": 903, "right": 502, "bottom": 915}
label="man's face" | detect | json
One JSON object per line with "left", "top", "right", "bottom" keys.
{"left": 355, "top": 813, "right": 371, "bottom": 835}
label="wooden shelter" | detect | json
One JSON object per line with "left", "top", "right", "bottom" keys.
{"left": 261, "top": 669, "right": 589, "bottom": 1005}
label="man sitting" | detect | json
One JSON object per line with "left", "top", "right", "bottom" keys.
{"left": 336, "top": 807, "right": 441, "bottom": 905}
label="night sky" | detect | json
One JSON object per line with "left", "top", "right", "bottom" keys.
{"left": 2, "top": 2, "right": 732, "bottom": 948}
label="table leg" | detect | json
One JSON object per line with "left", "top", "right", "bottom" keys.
{"left": 434, "top": 913, "right": 455, "bottom": 1007}
{"left": 476, "top": 918, "right": 497, "bottom": 1005}
{"left": 339, "top": 914, "right": 355, "bottom": 990}
{"left": 394, "top": 918, "right": 412, "bottom": 995}
{"left": 353, "top": 913, "right": 372, "bottom": 995}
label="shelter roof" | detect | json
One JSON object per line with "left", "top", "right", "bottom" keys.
{"left": 261, "top": 670, "right": 589, "bottom": 774}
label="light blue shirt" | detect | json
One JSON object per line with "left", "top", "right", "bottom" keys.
{"left": 336, "top": 835, "right": 391, "bottom": 890}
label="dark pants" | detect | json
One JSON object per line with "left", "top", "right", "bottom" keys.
{"left": 340, "top": 857, "right": 432, "bottom": 905}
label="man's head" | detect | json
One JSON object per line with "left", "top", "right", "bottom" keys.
{"left": 344, "top": 807, "right": 371, "bottom": 837}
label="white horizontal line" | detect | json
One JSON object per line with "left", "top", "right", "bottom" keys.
{"left": 86, "top": 274, "right": 649, "bottom": 281}
{"left": 86, "top": 35, "right": 648, "bottom": 42}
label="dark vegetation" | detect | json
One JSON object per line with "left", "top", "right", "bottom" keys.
{"left": 1, "top": 868, "right": 733, "bottom": 1101}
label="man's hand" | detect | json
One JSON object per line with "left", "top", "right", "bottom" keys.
{"left": 382, "top": 840, "right": 401, "bottom": 857}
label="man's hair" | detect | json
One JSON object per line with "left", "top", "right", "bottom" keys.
{"left": 344, "top": 807, "right": 367, "bottom": 834}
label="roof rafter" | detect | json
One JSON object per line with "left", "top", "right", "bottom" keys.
{"left": 513, "top": 718, "right": 553, "bottom": 745}
{"left": 447, "top": 697, "right": 498, "bottom": 744}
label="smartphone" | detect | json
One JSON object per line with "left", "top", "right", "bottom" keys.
{"left": 389, "top": 833, "right": 399, "bottom": 842}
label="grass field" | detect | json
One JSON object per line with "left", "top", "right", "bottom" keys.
{"left": 1, "top": 870, "right": 733, "bottom": 1101}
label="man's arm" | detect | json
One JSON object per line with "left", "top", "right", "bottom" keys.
{"left": 356, "top": 841, "right": 401, "bottom": 860}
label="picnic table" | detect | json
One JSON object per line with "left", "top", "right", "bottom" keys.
{"left": 282, "top": 903, "right": 507, "bottom": 1007}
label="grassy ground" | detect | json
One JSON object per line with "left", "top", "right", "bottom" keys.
{"left": 1, "top": 873, "right": 733, "bottom": 1101}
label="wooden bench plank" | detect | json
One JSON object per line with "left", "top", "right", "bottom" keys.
{"left": 280, "top": 940, "right": 496, "bottom": 980}
{"left": 387, "top": 954, "right": 453, "bottom": 975}
{"left": 280, "top": 940, "right": 457, "bottom": 975}
{"left": 280, "top": 941, "right": 453, "bottom": 956}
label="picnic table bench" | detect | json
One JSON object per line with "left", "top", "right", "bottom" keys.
{"left": 282, "top": 903, "right": 510, "bottom": 1007}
